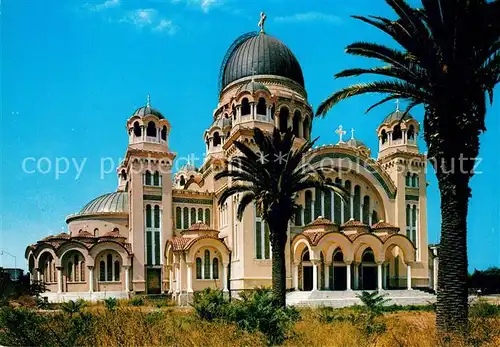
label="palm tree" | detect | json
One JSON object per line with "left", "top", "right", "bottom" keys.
{"left": 315, "top": 0, "right": 499, "bottom": 333}
{"left": 215, "top": 128, "right": 347, "bottom": 307}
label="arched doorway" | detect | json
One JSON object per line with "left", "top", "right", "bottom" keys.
{"left": 302, "top": 250, "right": 313, "bottom": 291}
{"left": 331, "top": 249, "right": 347, "bottom": 290}
{"left": 360, "top": 248, "right": 377, "bottom": 290}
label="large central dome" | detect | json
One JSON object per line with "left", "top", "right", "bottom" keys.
{"left": 220, "top": 32, "right": 304, "bottom": 90}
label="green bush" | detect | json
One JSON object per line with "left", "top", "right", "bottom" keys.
{"left": 191, "top": 288, "right": 230, "bottom": 321}
{"left": 318, "top": 307, "right": 386, "bottom": 336}
{"left": 469, "top": 299, "right": 500, "bottom": 318}
{"left": 356, "top": 291, "right": 390, "bottom": 315}
{"left": 104, "top": 297, "right": 118, "bottom": 311}
{"left": 61, "top": 299, "right": 87, "bottom": 315}
{"left": 129, "top": 297, "right": 144, "bottom": 306}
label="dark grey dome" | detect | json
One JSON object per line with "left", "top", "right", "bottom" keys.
{"left": 239, "top": 80, "right": 270, "bottom": 94}
{"left": 221, "top": 32, "right": 304, "bottom": 90}
{"left": 79, "top": 192, "right": 128, "bottom": 215}
{"left": 133, "top": 105, "right": 164, "bottom": 119}
{"left": 346, "top": 138, "right": 368, "bottom": 148}
{"left": 383, "top": 111, "right": 413, "bottom": 124}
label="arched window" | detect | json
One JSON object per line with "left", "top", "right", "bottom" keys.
{"left": 99, "top": 261, "right": 105, "bottom": 281}
{"left": 161, "top": 126, "right": 167, "bottom": 141}
{"left": 107, "top": 254, "right": 113, "bottom": 281}
{"left": 146, "top": 121, "right": 156, "bottom": 137}
{"left": 302, "top": 250, "right": 310, "bottom": 261}
{"left": 114, "top": 261, "right": 120, "bottom": 281}
{"left": 381, "top": 129, "right": 388, "bottom": 144}
{"left": 407, "top": 125, "right": 415, "bottom": 140}
{"left": 412, "top": 173, "right": 418, "bottom": 187}
{"left": 204, "top": 208, "right": 211, "bottom": 226}
{"left": 74, "top": 255, "right": 79, "bottom": 281}
{"left": 334, "top": 178, "right": 342, "bottom": 223}
{"left": 113, "top": 227, "right": 119, "bottom": 233}
{"left": 303, "top": 117, "right": 310, "bottom": 140}
{"left": 153, "top": 171, "right": 160, "bottom": 186}
{"left": 256, "top": 97, "right": 266, "bottom": 115}
{"left": 344, "top": 181, "right": 352, "bottom": 220}
{"left": 198, "top": 208, "right": 203, "bottom": 222}
{"left": 121, "top": 169, "right": 127, "bottom": 181}
{"left": 94, "top": 228, "right": 99, "bottom": 236}
{"left": 241, "top": 98, "right": 251, "bottom": 116}
{"left": 213, "top": 132, "right": 221, "bottom": 147}
{"left": 67, "top": 261, "right": 73, "bottom": 281}
{"left": 293, "top": 110, "right": 301, "bottom": 137}
{"left": 196, "top": 258, "right": 202, "bottom": 279}
{"left": 146, "top": 205, "right": 152, "bottom": 228}
{"left": 212, "top": 258, "right": 219, "bottom": 279}
{"left": 271, "top": 104, "right": 275, "bottom": 120}
{"left": 183, "top": 207, "right": 189, "bottom": 229}
{"left": 393, "top": 125, "right": 402, "bottom": 140}
{"left": 279, "top": 107, "right": 289, "bottom": 132}
{"left": 176, "top": 207, "right": 182, "bottom": 229}
{"left": 372, "top": 210, "right": 378, "bottom": 225}
{"left": 180, "top": 175, "right": 186, "bottom": 187}
{"left": 145, "top": 171, "right": 152, "bottom": 185}
{"left": 154, "top": 205, "right": 160, "bottom": 228}
{"left": 353, "top": 185, "right": 361, "bottom": 220}
{"left": 232, "top": 105, "right": 236, "bottom": 120}
{"left": 314, "top": 187, "right": 322, "bottom": 219}
{"left": 133, "top": 121, "right": 141, "bottom": 137}
{"left": 190, "top": 208, "right": 196, "bottom": 226}
{"left": 80, "top": 261, "right": 85, "bottom": 282}
{"left": 204, "top": 250, "right": 211, "bottom": 279}
{"left": 406, "top": 172, "right": 411, "bottom": 186}
{"left": 304, "top": 190, "right": 313, "bottom": 224}
{"left": 333, "top": 249, "right": 344, "bottom": 262}
{"left": 324, "top": 189, "right": 332, "bottom": 220}
{"left": 362, "top": 249, "right": 375, "bottom": 263}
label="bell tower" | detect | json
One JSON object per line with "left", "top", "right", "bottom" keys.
{"left": 121, "top": 95, "right": 176, "bottom": 293}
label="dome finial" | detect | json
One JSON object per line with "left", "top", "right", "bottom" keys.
{"left": 395, "top": 99, "right": 400, "bottom": 112}
{"left": 147, "top": 93, "right": 151, "bottom": 108}
{"left": 350, "top": 128, "right": 355, "bottom": 140}
{"left": 258, "top": 11, "right": 267, "bottom": 34}
{"left": 335, "top": 125, "right": 346, "bottom": 144}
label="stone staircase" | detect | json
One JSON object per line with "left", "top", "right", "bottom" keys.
{"left": 286, "top": 290, "right": 436, "bottom": 308}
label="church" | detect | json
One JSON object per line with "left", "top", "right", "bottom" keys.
{"left": 25, "top": 16, "right": 438, "bottom": 304}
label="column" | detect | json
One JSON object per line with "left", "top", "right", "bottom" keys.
{"left": 312, "top": 260, "right": 318, "bottom": 291}
{"left": 407, "top": 263, "right": 412, "bottom": 290}
{"left": 88, "top": 266, "right": 94, "bottom": 292}
{"left": 57, "top": 267, "right": 63, "bottom": 293}
{"left": 321, "top": 192, "right": 325, "bottom": 217}
{"left": 377, "top": 263, "right": 383, "bottom": 291}
{"left": 346, "top": 263, "right": 352, "bottom": 291}
{"left": 383, "top": 264, "right": 388, "bottom": 289}
{"left": 168, "top": 266, "right": 174, "bottom": 293}
{"left": 222, "top": 264, "right": 229, "bottom": 293}
{"left": 433, "top": 256, "right": 438, "bottom": 292}
{"left": 125, "top": 266, "right": 130, "bottom": 292}
{"left": 186, "top": 262, "right": 193, "bottom": 293}
{"left": 325, "top": 263, "right": 330, "bottom": 290}
{"left": 350, "top": 194, "right": 354, "bottom": 219}
{"left": 298, "top": 119, "right": 303, "bottom": 138}
{"left": 331, "top": 265, "right": 335, "bottom": 290}
{"left": 175, "top": 264, "right": 180, "bottom": 293}
{"left": 353, "top": 264, "right": 359, "bottom": 290}
{"left": 330, "top": 193, "right": 334, "bottom": 223}
{"left": 293, "top": 262, "right": 299, "bottom": 290}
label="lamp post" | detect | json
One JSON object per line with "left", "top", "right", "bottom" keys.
{"left": 1, "top": 250, "right": 17, "bottom": 280}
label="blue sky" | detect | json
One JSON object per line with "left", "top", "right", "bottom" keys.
{"left": 1, "top": 0, "right": 499, "bottom": 272}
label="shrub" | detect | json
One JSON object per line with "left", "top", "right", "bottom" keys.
{"left": 191, "top": 288, "right": 231, "bottom": 321}
{"left": 129, "top": 297, "right": 144, "bottom": 306}
{"left": 469, "top": 298, "right": 500, "bottom": 318}
{"left": 61, "top": 299, "right": 87, "bottom": 315}
{"left": 356, "top": 291, "right": 390, "bottom": 315}
{"left": 104, "top": 297, "right": 118, "bottom": 311}
{"left": 318, "top": 307, "right": 386, "bottom": 336}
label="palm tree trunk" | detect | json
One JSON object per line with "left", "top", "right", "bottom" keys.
{"left": 436, "top": 174, "right": 470, "bottom": 334}
{"left": 270, "top": 234, "right": 287, "bottom": 308}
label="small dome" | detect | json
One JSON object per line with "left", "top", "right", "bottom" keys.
{"left": 382, "top": 110, "right": 413, "bottom": 125}
{"left": 78, "top": 191, "right": 128, "bottom": 215}
{"left": 132, "top": 105, "right": 164, "bottom": 119}
{"left": 239, "top": 80, "right": 270, "bottom": 94}
{"left": 221, "top": 32, "right": 304, "bottom": 90}
{"left": 346, "top": 138, "right": 368, "bottom": 149}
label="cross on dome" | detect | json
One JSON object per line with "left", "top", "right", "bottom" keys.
{"left": 395, "top": 99, "right": 400, "bottom": 112}
{"left": 351, "top": 128, "right": 355, "bottom": 140}
{"left": 335, "top": 125, "right": 346, "bottom": 144}
{"left": 258, "top": 12, "right": 267, "bottom": 33}
{"left": 147, "top": 93, "right": 151, "bottom": 108}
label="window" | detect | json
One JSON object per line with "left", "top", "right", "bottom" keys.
{"left": 406, "top": 204, "right": 418, "bottom": 244}
{"left": 256, "top": 97, "right": 266, "bottom": 116}
{"left": 107, "top": 254, "right": 113, "bottom": 281}
{"left": 362, "top": 249, "right": 375, "bottom": 263}
{"left": 198, "top": 208, "right": 203, "bottom": 222}
{"left": 314, "top": 188, "right": 322, "bottom": 219}
{"left": 67, "top": 261, "right": 73, "bottom": 281}
{"left": 255, "top": 217, "right": 271, "bottom": 259}
{"left": 381, "top": 129, "right": 387, "bottom": 144}
{"left": 161, "top": 126, "right": 167, "bottom": 141}
{"left": 372, "top": 210, "right": 378, "bottom": 225}
{"left": 204, "top": 250, "right": 211, "bottom": 279}
{"left": 353, "top": 185, "right": 361, "bottom": 221}
{"left": 121, "top": 169, "right": 127, "bottom": 181}
{"left": 241, "top": 98, "right": 251, "bottom": 116}
{"left": 294, "top": 206, "right": 303, "bottom": 226}
{"left": 190, "top": 208, "right": 196, "bottom": 226}
{"left": 180, "top": 175, "right": 186, "bottom": 187}
{"left": 212, "top": 258, "right": 219, "bottom": 279}
{"left": 80, "top": 261, "right": 85, "bottom": 282}
{"left": 153, "top": 171, "right": 160, "bottom": 186}
{"left": 293, "top": 110, "right": 301, "bottom": 137}
{"left": 407, "top": 125, "right": 415, "bottom": 140}
{"left": 204, "top": 208, "right": 211, "bottom": 226}
{"left": 146, "top": 204, "right": 161, "bottom": 266}
{"left": 183, "top": 207, "right": 189, "bottom": 229}
{"left": 303, "top": 117, "right": 310, "bottom": 140}
{"left": 176, "top": 207, "right": 182, "bottom": 229}
{"left": 344, "top": 181, "right": 352, "bottom": 220}
{"left": 74, "top": 255, "right": 79, "bottom": 281}
{"left": 406, "top": 172, "right": 411, "bottom": 187}
{"left": 304, "top": 190, "right": 313, "bottom": 224}
{"left": 333, "top": 250, "right": 344, "bottom": 262}
{"left": 412, "top": 173, "right": 419, "bottom": 187}
{"left": 146, "top": 205, "right": 152, "bottom": 228}
{"left": 145, "top": 171, "right": 152, "bottom": 185}
{"left": 213, "top": 132, "right": 221, "bottom": 147}
{"left": 196, "top": 258, "right": 202, "bottom": 279}
{"left": 133, "top": 121, "right": 141, "bottom": 137}
{"left": 99, "top": 261, "right": 105, "bottom": 281}
{"left": 334, "top": 178, "right": 342, "bottom": 223}
{"left": 393, "top": 125, "right": 402, "bottom": 140}
{"left": 279, "top": 107, "right": 289, "bottom": 133}
{"left": 146, "top": 121, "right": 156, "bottom": 137}
{"left": 362, "top": 196, "right": 370, "bottom": 224}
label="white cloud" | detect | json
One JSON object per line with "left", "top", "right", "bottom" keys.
{"left": 86, "top": 0, "right": 121, "bottom": 12}
{"left": 171, "top": 0, "right": 222, "bottom": 13}
{"left": 274, "top": 11, "right": 343, "bottom": 25}
{"left": 121, "top": 8, "right": 177, "bottom": 34}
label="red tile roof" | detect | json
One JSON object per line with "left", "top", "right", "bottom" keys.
{"left": 341, "top": 219, "right": 369, "bottom": 228}
{"left": 371, "top": 220, "right": 399, "bottom": 231}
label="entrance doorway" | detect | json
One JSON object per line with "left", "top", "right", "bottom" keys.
{"left": 333, "top": 266, "right": 347, "bottom": 290}
{"left": 303, "top": 266, "right": 313, "bottom": 291}
{"left": 360, "top": 249, "right": 377, "bottom": 290}
{"left": 147, "top": 268, "right": 161, "bottom": 294}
